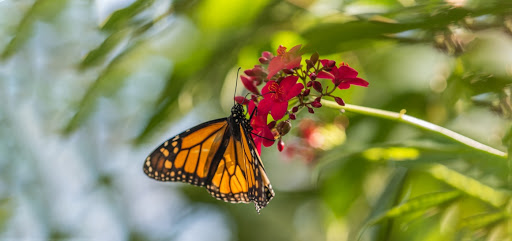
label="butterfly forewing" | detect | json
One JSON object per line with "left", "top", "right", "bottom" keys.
{"left": 144, "top": 119, "right": 228, "bottom": 186}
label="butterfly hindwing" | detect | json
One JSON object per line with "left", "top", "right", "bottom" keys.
{"left": 206, "top": 132, "right": 252, "bottom": 203}
{"left": 143, "top": 103, "right": 274, "bottom": 211}
{"left": 239, "top": 123, "right": 275, "bottom": 209}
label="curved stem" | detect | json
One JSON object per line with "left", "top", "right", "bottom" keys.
{"left": 322, "top": 100, "right": 507, "bottom": 159}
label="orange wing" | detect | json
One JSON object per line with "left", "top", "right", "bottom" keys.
{"left": 143, "top": 119, "right": 228, "bottom": 186}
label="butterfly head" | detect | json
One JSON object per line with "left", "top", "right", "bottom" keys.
{"left": 231, "top": 103, "right": 245, "bottom": 117}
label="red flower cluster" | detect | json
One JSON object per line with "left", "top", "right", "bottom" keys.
{"left": 236, "top": 44, "right": 368, "bottom": 153}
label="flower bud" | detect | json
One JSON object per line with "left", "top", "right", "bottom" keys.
{"left": 267, "top": 120, "right": 276, "bottom": 129}
{"left": 334, "top": 97, "right": 345, "bottom": 106}
{"left": 277, "top": 139, "right": 285, "bottom": 152}
{"left": 292, "top": 106, "right": 299, "bottom": 113}
{"left": 311, "top": 100, "right": 322, "bottom": 108}
{"left": 303, "top": 89, "right": 310, "bottom": 96}
{"left": 253, "top": 66, "right": 266, "bottom": 76}
{"left": 277, "top": 120, "right": 291, "bottom": 136}
{"left": 234, "top": 96, "right": 249, "bottom": 104}
{"left": 313, "top": 81, "right": 323, "bottom": 93}
{"left": 253, "top": 76, "right": 263, "bottom": 86}
{"left": 289, "top": 113, "right": 296, "bottom": 120}
{"left": 309, "top": 73, "right": 317, "bottom": 81}
{"left": 244, "top": 69, "right": 255, "bottom": 76}
{"left": 259, "top": 57, "right": 269, "bottom": 64}
{"left": 306, "top": 81, "right": 313, "bottom": 87}
{"left": 308, "top": 107, "right": 314, "bottom": 114}
{"left": 262, "top": 51, "right": 274, "bottom": 59}
{"left": 283, "top": 68, "right": 294, "bottom": 74}
{"left": 310, "top": 52, "right": 319, "bottom": 65}
{"left": 306, "top": 59, "right": 313, "bottom": 68}
{"left": 241, "top": 75, "right": 260, "bottom": 95}
{"left": 325, "top": 60, "right": 336, "bottom": 67}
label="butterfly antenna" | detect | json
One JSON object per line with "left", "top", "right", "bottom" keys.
{"left": 234, "top": 67, "right": 241, "bottom": 105}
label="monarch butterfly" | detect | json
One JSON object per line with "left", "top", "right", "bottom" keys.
{"left": 143, "top": 102, "right": 275, "bottom": 212}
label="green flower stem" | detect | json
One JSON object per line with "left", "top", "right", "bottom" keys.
{"left": 322, "top": 100, "right": 507, "bottom": 159}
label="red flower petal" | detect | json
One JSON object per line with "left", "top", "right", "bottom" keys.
{"left": 261, "top": 80, "right": 274, "bottom": 95}
{"left": 251, "top": 117, "right": 275, "bottom": 154}
{"left": 241, "top": 75, "right": 260, "bottom": 95}
{"left": 257, "top": 97, "right": 272, "bottom": 115}
{"left": 267, "top": 57, "right": 285, "bottom": 80}
{"left": 270, "top": 101, "right": 288, "bottom": 120}
{"left": 346, "top": 77, "right": 369, "bottom": 87}
{"left": 267, "top": 45, "right": 302, "bottom": 79}
{"left": 320, "top": 59, "right": 336, "bottom": 67}
{"left": 316, "top": 71, "right": 335, "bottom": 80}
{"left": 338, "top": 65, "right": 359, "bottom": 78}
{"left": 234, "top": 96, "right": 250, "bottom": 104}
{"left": 338, "top": 82, "right": 351, "bottom": 89}
{"left": 255, "top": 142, "right": 262, "bottom": 154}
{"left": 261, "top": 128, "right": 275, "bottom": 147}
{"left": 283, "top": 45, "right": 302, "bottom": 70}
{"left": 337, "top": 78, "right": 369, "bottom": 89}
{"left": 286, "top": 83, "right": 304, "bottom": 100}
{"left": 247, "top": 100, "right": 258, "bottom": 116}
{"left": 252, "top": 115, "right": 268, "bottom": 129}
{"left": 288, "top": 45, "right": 302, "bottom": 55}
{"left": 279, "top": 76, "right": 299, "bottom": 90}
{"left": 284, "top": 58, "right": 302, "bottom": 70}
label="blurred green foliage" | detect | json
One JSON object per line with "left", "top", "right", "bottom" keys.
{"left": 2, "top": 0, "right": 512, "bottom": 240}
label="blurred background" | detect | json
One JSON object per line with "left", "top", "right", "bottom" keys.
{"left": 1, "top": 0, "right": 512, "bottom": 240}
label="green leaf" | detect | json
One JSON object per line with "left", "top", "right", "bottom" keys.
{"left": 132, "top": 50, "right": 207, "bottom": 144}
{"left": 133, "top": 31, "right": 251, "bottom": 143}
{"left": 301, "top": 3, "right": 512, "bottom": 55}
{"left": 319, "top": 157, "right": 367, "bottom": 217}
{"left": 64, "top": 40, "right": 155, "bottom": 134}
{"left": 360, "top": 168, "right": 408, "bottom": 241}
{"left": 460, "top": 211, "right": 509, "bottom": 230}
{"left": 369, "top": 190, "right": 462, "bottom": 224}
{"left": 426, "top": 164, "right": 509, "bottom": 208}
{"left": 364, "top": 141, "right": 509, "bottom": 179}
{"left": 101, "top": 0, "right": 155, "bottom": 31}
{"left": 133, "top": 84, "right": 185, "bottom": 144}
{"left": 79, "top": 29, "right": 132, "bottom": 69}
{"left": 1, "top": 0, "right": 69, "bottom": 59}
